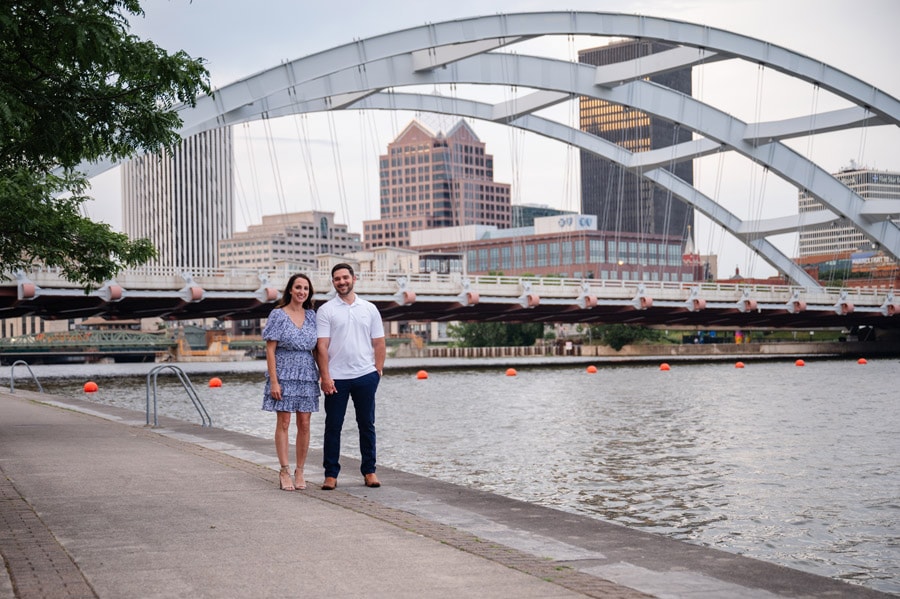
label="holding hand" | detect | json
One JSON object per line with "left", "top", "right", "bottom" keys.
{"left": 320, "top": 377, "right": 337, "bottom": 395}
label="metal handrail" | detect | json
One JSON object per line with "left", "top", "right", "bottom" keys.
{"left": 9, "top": 360, "right": 43, "bottom": 393}
{"left": 145, "top": 365, "right": 212, "bottom": 427}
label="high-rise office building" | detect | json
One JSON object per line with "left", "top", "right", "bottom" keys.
{"left": 579, "top": 40, "right": 694, "bottom": 241}
{"left": 798, "top": 166, "right": 900, "bottom": 256}
{"left": 218, "top": 210, "right": 362, "bottom": 270}
{"left": 362, "top": 120, "right": 511, "bottom": 249}
{"left": 122, "top": 128, "right": 234, "bottom": 269}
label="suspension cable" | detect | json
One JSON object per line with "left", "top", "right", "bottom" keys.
{"left": 326, "top": 111, "right": 351, "bottom": 227}
{"left": 292, "top": 113, "right": 320, "bottom": 213}
{"left": 261, "top": 115, "right": 289, "bottom": 218}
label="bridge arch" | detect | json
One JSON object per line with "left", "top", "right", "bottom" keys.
{"left": 86, "top": 11, "right": 900, "bottom": 289}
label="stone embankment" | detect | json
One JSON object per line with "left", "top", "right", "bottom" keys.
{"left": 394, "top": 341, "right": 900, "bottom": 361}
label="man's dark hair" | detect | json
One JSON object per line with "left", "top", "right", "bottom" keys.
{"left": 331, "top": 262, "right": 355, "bottom": 278}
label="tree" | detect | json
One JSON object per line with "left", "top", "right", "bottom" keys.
{"left": 0, "top": 0, "right": 211, "bottom": 287}
{"left": 447, "top": 321, "right": 546, "bottom": 347}
{"left": 590, "top": 324, "right": 662, "bottom": 351}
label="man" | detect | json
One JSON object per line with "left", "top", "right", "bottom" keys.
{"left": 315, "top": 263, "right": 386, "bottom": 490}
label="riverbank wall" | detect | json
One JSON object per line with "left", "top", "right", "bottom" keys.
{"left": 394, "top": 340, "right": 900, "bottom": 361}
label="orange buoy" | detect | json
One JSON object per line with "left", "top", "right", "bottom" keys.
{"left": 795, "top": 359, "right": 805, "bottom": 367}
{"left": 735, "top": 362, "right": 745, "bottom": 369}
{"left": 857, "top": 358, "right": 868, "bottom": 365}
{"left": 505, "top": 368, "right": 517, "bottom": 377}
{"left": 586, "top": 365, "right": 598, "bottom": 374}
{"left": 416, "top": 370, "right": 428, "bottom": 379}
{"left": 659, "top": 363, "right": 670, "bottom": 371}
{"left": 83, "top": 381, "right": 98, "bottom": 393}
{"left": 209, "top": 377, "right": 223, "bottom": 388}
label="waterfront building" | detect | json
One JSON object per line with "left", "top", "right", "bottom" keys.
{"left": 797, "top": 166, "right": 900, "bottom": 287}
{"left": 362, "top": 120, "right": 512, "bottom": 249}
{"left": 410, "top": 214, "right": 703, "bottom": 281}
{"left": 122, "top": 128, "right": 234, "bottom": 269}
{"left": 0, "top": 316, "right": 68, "bottom": 339}
{"left": 795, "top": 250, "right": 900, "bottom": 288}
{"left": 578, "top": 40, "right": 694, "bottom": 241}
{"left": 218, "top": 210, "right": 361, "bottom": 270}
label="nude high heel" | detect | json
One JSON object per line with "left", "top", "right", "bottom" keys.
{"left": 279, "top": 465, "right": 295, "bottom": 491}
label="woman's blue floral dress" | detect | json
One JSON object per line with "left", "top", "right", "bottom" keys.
{"left": 261, "top": 308, "right": 320, "bottom": 413}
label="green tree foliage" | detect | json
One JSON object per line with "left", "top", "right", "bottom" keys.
{"left": 590, "top": 324, "right": 662, "bottom": 351}
{"left": 447, "top": 322, "right": 546, "bottom": 347}
{"left": 0, "top": 0, "right": 211, "bottom": 287}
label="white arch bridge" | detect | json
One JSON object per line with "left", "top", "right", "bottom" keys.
{"left": 82, "top": 11, "right": 900, "bottom": 291}
{"left": 4, "top": 267, "right": 899, "bottom": 330}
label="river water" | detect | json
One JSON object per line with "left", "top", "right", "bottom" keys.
{"left": 7, "top": 358, "right": 899, "bottom": 594}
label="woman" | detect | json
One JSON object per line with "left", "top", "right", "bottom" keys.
{"left": 261, "top": 273, "right": 319, "bottom": 491}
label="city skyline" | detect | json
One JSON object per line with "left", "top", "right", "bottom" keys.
{"left": 84, "top": 0, "right": 900, "bottom": 280}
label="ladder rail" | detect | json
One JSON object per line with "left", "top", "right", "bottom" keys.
{"left": 9, "top": 360, "right": 44, "bottom": 394}
{"left": 145, "top": 365, "right": 212, "bottom": 427}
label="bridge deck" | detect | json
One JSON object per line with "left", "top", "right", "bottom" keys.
{"left": 3, "top": 267, "right": 898, "bottom": 329}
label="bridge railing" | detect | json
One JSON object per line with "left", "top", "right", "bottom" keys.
{"left": 6, "top": 266, "right": 897, "bottom": 312}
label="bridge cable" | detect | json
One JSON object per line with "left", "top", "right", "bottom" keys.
{"left": 232, "top": 123, "right": 259, "bottom": 230}
{"left": 260, "top": 114, "right": 290, "bottom": 218}
{"left": 356, "top": 110, "right": 375, "bottom": 230}
{"left": 292, "top": 113, "right": 321, "bottom": 213}
{"left": 555, "top": 33, "right": 581, "bottom": 278}
{"left": 360, "top": 107, "right": 384, "bottom": 226}
{"left": 793, "top": 83, "right": 821, "bottom": 276}
{"left": 237, "top": 121, "right": 264, "bottom": 227}
{"left": 743, "top": 63, "right": 769, "bottom": 278}
{"left": 853, "top": 106, "right": 887, "bottom": 286}
{"left": 326, "top": 111, "right": 352, "bottom": 228}
{"left": 693, "top": 44, "right": 724, "bottom": 278}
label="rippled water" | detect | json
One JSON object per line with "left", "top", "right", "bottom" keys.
{"left": 13, "top": 359, "right": 900, "bottom": 594}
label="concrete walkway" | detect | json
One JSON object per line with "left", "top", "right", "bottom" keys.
{"left": 0, "top": 389, "right": 890, "bottom": 599}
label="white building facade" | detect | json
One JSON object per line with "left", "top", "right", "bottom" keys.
{"left": 799, "top": 166, "right": 900, "bottom": 256}
{"left": 219, "top": 211, "right": 362, "bottom": 270}
{"left": 122, "top": 127, "right": 234, "bottom": 269}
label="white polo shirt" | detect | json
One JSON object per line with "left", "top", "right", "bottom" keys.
{"left": 316, "top": 294, "right": 385, "bottom": 379}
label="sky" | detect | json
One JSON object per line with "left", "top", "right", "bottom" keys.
{"left": 85, "top": 0, "right": 900, "bottom": 279}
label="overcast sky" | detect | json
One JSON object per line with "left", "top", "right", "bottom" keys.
{"left": 85, "top": 0, "right": 900, "bottom": 279}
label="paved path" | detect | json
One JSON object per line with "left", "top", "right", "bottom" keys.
{"left": 0, "top": 389, "right": 890, "bottom": 598}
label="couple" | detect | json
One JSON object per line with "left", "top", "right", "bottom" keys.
{"left": 261, "top": 263, "right": 386, "bottom": 492}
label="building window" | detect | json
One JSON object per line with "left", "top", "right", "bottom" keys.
{"left": 561, "top": 242, "right": 572, "bottom": 266}
{"left": 537, "top": 244, "right": 548, "bottom": 267}
{"left": 549, "top": 242, "right": 560, "bottom": 266}
{"left": 489, "top": 247, "right": 500, "bottom": 271}
{"left": 589, "top": 239, "right": 603, "bottom": 262}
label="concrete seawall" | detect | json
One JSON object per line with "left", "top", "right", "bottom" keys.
{"left": 395, "top": 341, "right": 900, "bottom": 362}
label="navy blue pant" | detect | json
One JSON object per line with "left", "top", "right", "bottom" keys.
{"left": 323, "top": 371, "right": 380, "bottom": 478}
